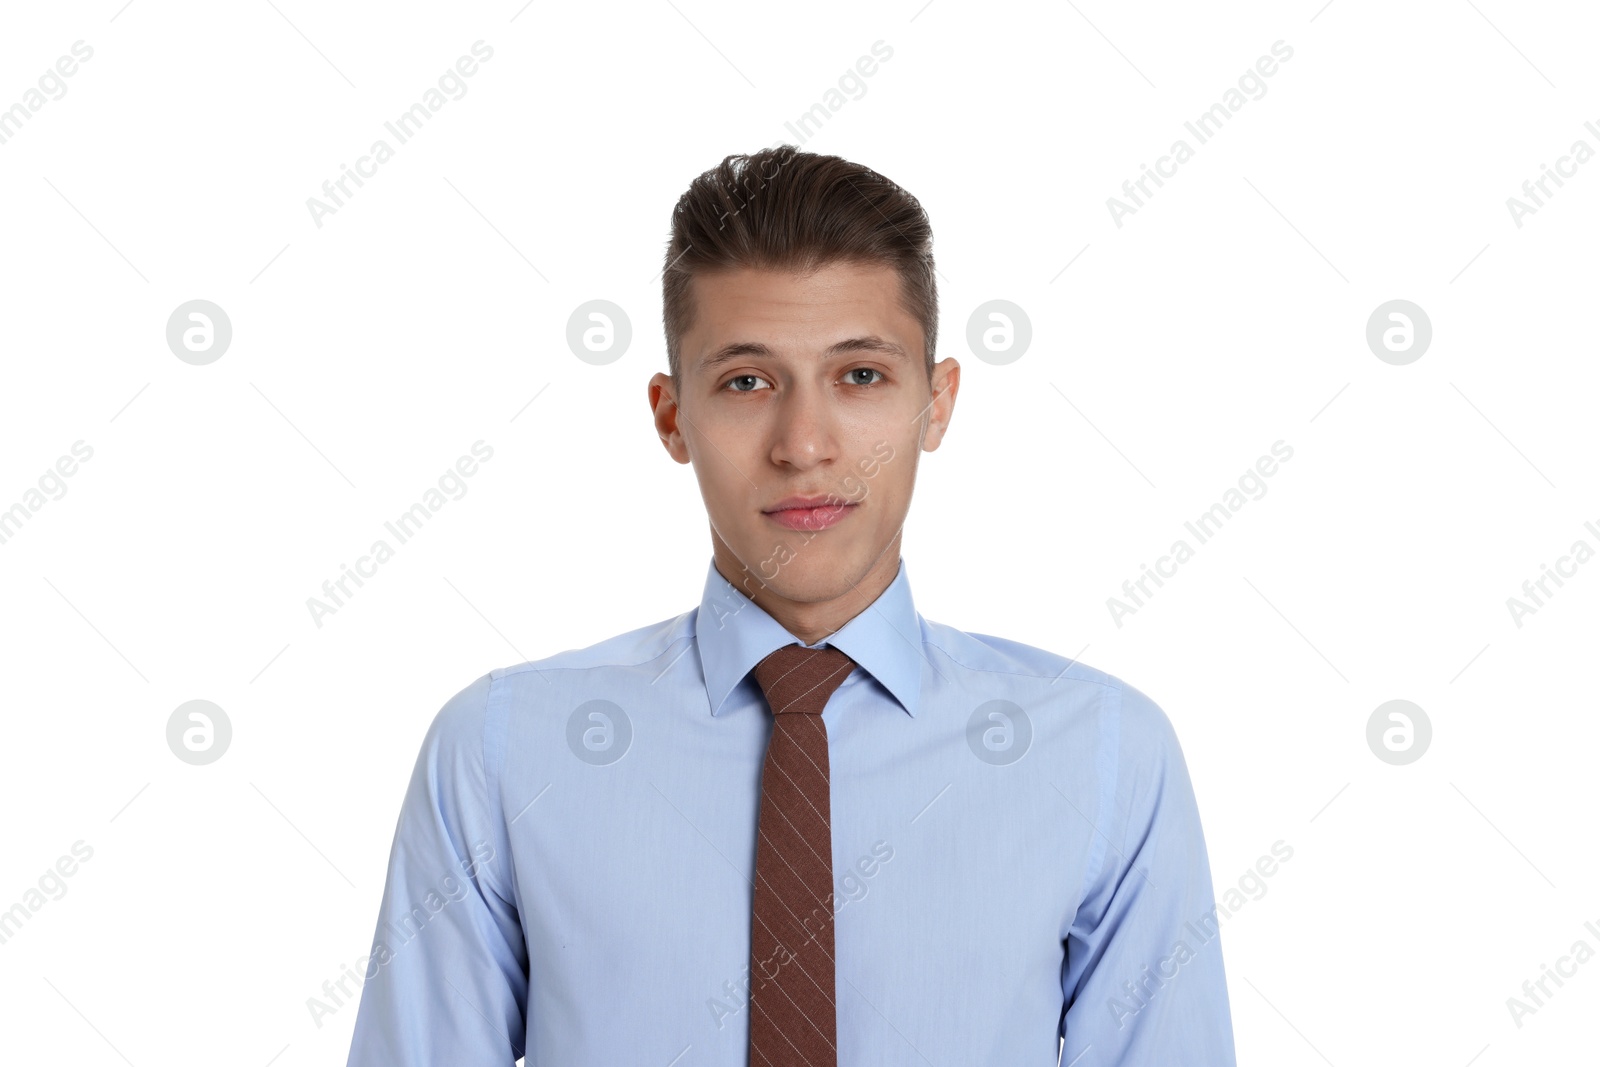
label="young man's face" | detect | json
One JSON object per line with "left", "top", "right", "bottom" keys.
{"left": 649, "top": 260, "right": 959, "bottom": 634}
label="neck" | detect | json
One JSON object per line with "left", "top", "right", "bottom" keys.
{"left": 712, "top": 531, "right": 903, "bottom": 645}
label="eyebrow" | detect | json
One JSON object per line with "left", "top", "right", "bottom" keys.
{"left": 699, "top": 335, "right": 909, "bottom": 374}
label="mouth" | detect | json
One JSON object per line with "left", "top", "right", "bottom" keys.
{"left": 762, "top": 496, "right": 858, "bottom": 532}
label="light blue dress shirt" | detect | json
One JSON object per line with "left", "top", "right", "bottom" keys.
{"left": 345, "top": 555, "right": 1236, "bottom": 1065}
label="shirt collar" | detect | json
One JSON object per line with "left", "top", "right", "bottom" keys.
{"left": 694, "top": 554, "right": 923, "bottom": 719}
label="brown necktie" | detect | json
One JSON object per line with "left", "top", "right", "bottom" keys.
{"left": 748, "top": 642, "right": 857, "bottom": 1067}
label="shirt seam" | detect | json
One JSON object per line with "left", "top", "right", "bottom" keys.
{"left": 482, "top": 669, "right": 516, "bottom": 904}
{"left": 1076, "top": 679, "right": 1120, "bottom": 912}
{"left": 922, "top": 626, "right": 1126, "bottom": 690}
{"left": 489, "top": 624, "right": 696, "bottom": 681}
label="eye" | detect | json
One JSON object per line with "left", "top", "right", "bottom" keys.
{"left": 844, "top": 367, "right": 885, "bottom": 387}
{"left": 722, "top": 374, "right": 771, "bottom": 393}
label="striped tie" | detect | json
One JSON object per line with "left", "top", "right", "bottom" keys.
{"left": 748, "top": 642, "right": 857, "bottom": 1067}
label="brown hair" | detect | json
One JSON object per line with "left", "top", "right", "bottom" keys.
{"left": 662, "top": 144, "right": 937, "bottom": 388}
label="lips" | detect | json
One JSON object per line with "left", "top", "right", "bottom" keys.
{"left": 763, "top": 497, "right": 858, "bottom": 532}
{"left": 765, "top": 494, "right": 848, "bottom": 511}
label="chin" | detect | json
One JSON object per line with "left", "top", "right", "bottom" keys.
{"left": 733, "top": 540, "right": 868, "bottom": 601}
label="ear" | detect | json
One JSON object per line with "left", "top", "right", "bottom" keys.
{"left": 919, "top": 358, "right": 960, "bottom": 452}
{"left": 648, "top": 372, "right": 692, "bottom": 464}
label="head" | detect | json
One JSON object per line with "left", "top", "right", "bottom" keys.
{"left": 648, "top": 145, "right": 959, "bottom": 636}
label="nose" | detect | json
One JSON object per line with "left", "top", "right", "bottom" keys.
{"left": 768, "top": 378, "right": 840, "bottom": 470}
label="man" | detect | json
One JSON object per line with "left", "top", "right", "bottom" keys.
{"left": 345, "top": 145, "right": 1237, "bottom": 1065}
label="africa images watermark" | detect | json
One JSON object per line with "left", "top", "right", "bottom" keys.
{"left": 1107, "top": 440, "right": 1294, "bottom": 628}
{"left": 0, "top": 840, "right": 95, "bottom": 948}
{"left": 1503, "top": 516, "right": 1600, "bottom": 628}
{"left": 1106, "top": 39, "right": 1294, "bottom": 228}
{"left": 706, "top": 839, "right": 895, "bottom": 1030}
{"left": 305, "top": 440, "right": 494, "bottom": 628}
{"left": 0, "top": 40, "right": 94, "bottom": 148}
{"left": 716, "top": 40, "right": 892, "bottom": 230}
{"left": 1504, "top": 117, "right": 1600, "bottom": 229}
{"left": 306, "top": 839, "right": 497, "bottom": 1028}
{"left": 0, "top": 440, "right": 94, "bottom": 549}
{"left": 1105, "top": 839, "right": 1294, "bottom": 1029}
{"left": 779, "top": 40, "right": 894, "bottom": 147}
{"left": 708, "top": 439, "right": 897, "bottom": 628}
{"left": 305, "top": 40, "right": 494, "bottom": 229}
{"left": 1504, "top": 917, "right": 1600, "bottom": 1030}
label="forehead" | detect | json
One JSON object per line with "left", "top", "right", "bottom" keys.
{"left": 684, "top": 262, "right": 918, "bottom": 368}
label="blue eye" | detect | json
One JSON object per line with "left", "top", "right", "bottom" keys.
{"left": 720, "top": 368, "right": 883, "bottom": 392}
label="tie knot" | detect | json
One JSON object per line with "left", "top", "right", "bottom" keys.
{"left": 753, "top": 643, "right": 857, "bottom": 716}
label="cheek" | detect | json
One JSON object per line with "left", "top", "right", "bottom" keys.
{"left": 852, "top": 440, "right": 915, "bottom": 509}
{"left": 687, "top": 420, "right": 758, "bottom": 479}
{"left": 692, "top": 459, "right": 742, "bottom": 509}
{"left": 689, "top": 449, "right": 770, "bottom": 526}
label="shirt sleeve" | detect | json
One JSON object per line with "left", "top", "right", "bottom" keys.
{"left": 345, "top": 671, "right": 529, "bottom": 1066}
{"left": 1059, "top": 681, "right": 1237, "bottom": 1065}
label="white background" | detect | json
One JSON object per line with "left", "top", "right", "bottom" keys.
{"left": 1, "top": 1, "right": 1596, "bottom": 1064}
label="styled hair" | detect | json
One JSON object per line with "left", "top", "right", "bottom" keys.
{"left": 662, "top": 144, "right": 937, "bottom": 387}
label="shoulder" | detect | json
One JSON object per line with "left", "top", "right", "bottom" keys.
{"left": 922, "top": 618, "right": 1182, "bottom": 759}
{"left": 922, "top": 619, "right": 1116, "bottom": 687}
{"left": 419, "top": 610, "right": 689, "bottom": 725}
{"left": 414, "top": 669, "right": 495, "bottom": 763}
{"left": 471, "top": 609, "right": 696, "bottom": 703}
